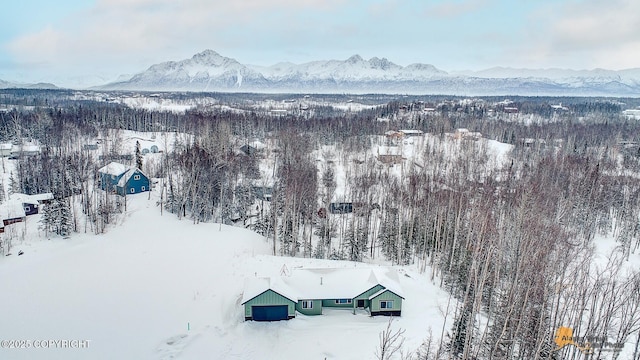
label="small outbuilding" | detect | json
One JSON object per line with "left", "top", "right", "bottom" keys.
{"left": 0, "top": 201, "right": 26, "bottom": 226}
{"left": 329, "top": 202, "right": 353, "bottom": 214}
{"left": 0, "top": 143, "right": 12, "bottom": 157}
{"left": 9, "top": 193, "right": 42, "bottom": 216}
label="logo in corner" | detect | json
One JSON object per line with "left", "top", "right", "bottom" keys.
{"left": 554, "top": 326, "right": 593, "bottom": 355}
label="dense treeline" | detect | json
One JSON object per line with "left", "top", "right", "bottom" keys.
{"left": 1, "top": 90, "right": 640, "bottom": 359}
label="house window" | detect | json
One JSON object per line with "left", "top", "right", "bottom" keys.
{"left": 141, "top": 186, "right": 145, "bottom": 191}
{"left": 335, "top": 299, "right": 352, "bottom": 304}
{"left": 134, "top": 175, "right": 141, "bottom": 180}
{"left": 301, "top": 300, "right": 313, "bottom": 309}
{"left": 380, "top": 300, "right": 394, "bottom": 309}
{"left": 130, "top": 188, "right": 135, "bottom": 193}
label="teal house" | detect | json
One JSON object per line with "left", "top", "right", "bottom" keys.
{"left": 98, "top": 162, "right": 150, "bottom": 196}
{"left": 242, "top": 268, "right": 404, "bottom": 321}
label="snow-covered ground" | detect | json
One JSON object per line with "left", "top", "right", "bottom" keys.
{"left": 0, "top": 188, "right": 452, "bottom": 360}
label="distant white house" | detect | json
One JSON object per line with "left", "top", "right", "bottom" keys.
{"left": 9, "top": 193, "right": 53, "bottom": 216}
{"left": 0, "top": 143, "right": 11, "bottom": 157}
{"left": 551, "top": 103, "right": 569, "bottom": 111}
{"left": 0, "top": 200, "right": 26, "bottom": 227}
{"left": 10, "top": 143, "right": 41, "bottom": 158}
{"left": 399, "top": 129, "right": 424, "bottom": 137}
{"left": 454, "top": 128, "right": 482, "bottom": 141}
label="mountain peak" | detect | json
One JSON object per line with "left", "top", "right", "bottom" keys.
{"left": 190, "top": 49, "right": 234, "bottom": 65}
{"left": 346, "top": 55, "right": 364, "bottom": 64}
{"left": 369, "top": 57, "right": 396, "bottom": 70}
{"left": 193, "top": 49, "right": 221, "bottom": 59}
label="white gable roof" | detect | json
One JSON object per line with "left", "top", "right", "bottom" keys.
{"left": 0, "top": 200, "right": 26, "bottom": 221}
{"left": 399, "top": 129, "right": 423, "bottom": 135}
{"left": 243, "top": 267, "right": 404, "bottom": 303}
{"left": 368, "top": 288, "right": 405, "bottom": 300}
{"left": 241, "top": 277, "right": 299, "bottom": 304}
{"left": 9, "top": 193, "right": 39, "bottom": 205}
{"left": 288, "top": 268, "right": 403, "bottom": 299}
{"left": 31, "top": 193, "right": 54, "bottom": 202}
{"left": 116, "top": 167, "right": 148, "bottom": 187}
{"left": 98, "top": 162, "right": 129, "bottom": 176}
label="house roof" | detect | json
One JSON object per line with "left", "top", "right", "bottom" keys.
{"left": 368, "top": 288, "right": 405, "bottom": 300}
{"left": 98, "top": 162, "right": 149, "bottom": 187}
{"left": 11, "top": 144, "right": 41, "bottom": 153}
{"left": 399, "top": 129, "right": 423, "bottom": 135}
{"left": 9, "top": 193, "right": 40, "bottom": 205}
{"left": 0, "top": 200, "right": 26, "bottom": 221}
{"left": 243, "top": 267, "right": 404, "bottom": 303}
{"left": 116, "top": 167, "right": 148, "bottom": 187}
{"left": 98, "top": 162, "right": 129, "bottom": 176}
{"left": 31, "top": 193, "right": 54, "bottom": 202}
{"left": 241, "top": 277, "right": 299, "bottom": 304}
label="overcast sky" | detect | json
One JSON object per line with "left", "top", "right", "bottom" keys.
{"left": 1, "top": 0, "right": 639, "bottom": 87}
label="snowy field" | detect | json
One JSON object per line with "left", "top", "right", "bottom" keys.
{"left": 0, "top": 189, "right": 451, "bottom": 360}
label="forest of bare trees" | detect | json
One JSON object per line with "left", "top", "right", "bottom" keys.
{"left": 1, "top": 89, "right": 640, "bottom": 359}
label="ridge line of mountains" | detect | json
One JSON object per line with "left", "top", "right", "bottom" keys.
{"left": 99, "top": 50, "right": 640, "bottom": 96}
{"left": 4, "top": 50, "right": 640, "bottom": 96}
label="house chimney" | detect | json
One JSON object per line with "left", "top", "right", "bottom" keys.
{"left": 320, "top": 277, "right": 323, "bottom": 285}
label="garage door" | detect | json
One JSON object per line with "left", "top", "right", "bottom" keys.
{"left": 252, "top": 305, "right": 289, "bottom": 321}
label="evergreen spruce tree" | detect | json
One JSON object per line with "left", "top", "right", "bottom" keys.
{"left": 344, "top": 220, "right": 358, "bottom": 261}
{"left": 0, "top": 177, "right": 5, "bottom": 203}
{"left": 58, "top": 198, "right": 73, "bottom": 236}
{"left": 449, "top": 301, "right": 474, "bottom": 357}
{"left": 278, "top": 217, "right": 295, "bottom": 256}
{"left": 378, "top": 209, "right": 399, "bottom": 263}
{"left": 135, "top": 141, "right": 143, "bottom": 170}
{"left": 165, "top": 177, "right": 178, "bottom": 215}
{"left": 233, "top": 184, "right": 255, "bottom": 222}
{"left": 38, "top": 202, "right": 54, "bottom": 236}
{"left": 8, "top": 171, "right": 19, "bottom": 195}
{"left": 344, "top": 220, "right": 368, "bottom": 262}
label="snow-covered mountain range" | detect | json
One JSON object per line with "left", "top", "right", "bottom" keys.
{"left": 0, "top": 78, "right": 58, "bottom": 90}
{"left": 49, "top": 50, "right": 640, "bottom": 96}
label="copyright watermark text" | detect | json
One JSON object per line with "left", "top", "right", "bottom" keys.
{"left": 1, "top": 339, "right": 91, "bottom": 349}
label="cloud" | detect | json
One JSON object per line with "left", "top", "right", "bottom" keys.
{"left": 6, "top": 0, "right": 347, "bottom": 77}
{"left": 523, "top": 0, "right": 640, "bottom": 69}
{"left": 551, "top": 0, "right": 640, "bottom": 49}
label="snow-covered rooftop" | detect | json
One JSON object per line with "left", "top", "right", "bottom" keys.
{"left": 116, "top": 167, "right": 148, "bottom": 187}
{"left": 0, "top": 200, "right": 26, "bottom": 221}
{"left": 399, "top": 129, "right": 423, "bottom": 135}
{"left": 30, "top": 193, "right": 54, "bottom": 202}
{"left": 241, "top": 277, "right": 299, "bottom": 304}
{"left": 243, "top": 267, "right": 404, "bottom": 303}
{"left": 98, "top": 162, "right": 130, "bottom": 176}
{"left": 9, "top": 193, "right": 40, "bottom": 205}
{"left": 289, "top": 267, "right": 403, "bottom": 299}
